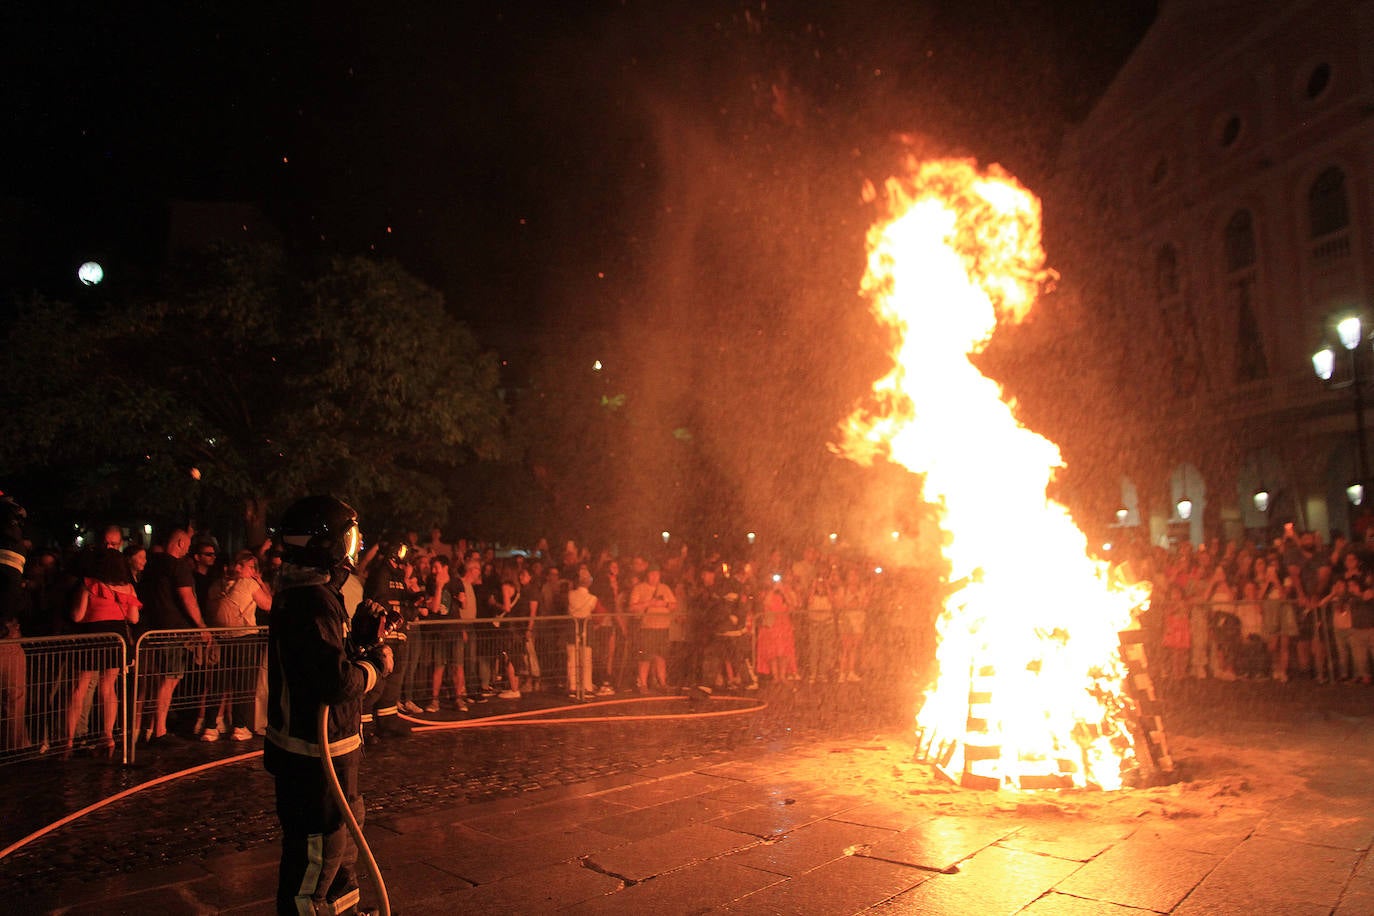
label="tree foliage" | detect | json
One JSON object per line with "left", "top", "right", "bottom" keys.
{"left": 0, "top": 245, "right": 504, "bottom": 541}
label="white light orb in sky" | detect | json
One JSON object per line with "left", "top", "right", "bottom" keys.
{"left": 77, "top": 261, "right": 104, "bottom": 286}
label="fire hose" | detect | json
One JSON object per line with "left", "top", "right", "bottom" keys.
{"left": 319, "top": 702, "right": 390, "bottom": 916}
{"left": 319, "top": 596, "right": 402, "bottom": 916}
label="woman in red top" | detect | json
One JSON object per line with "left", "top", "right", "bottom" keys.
{"left": 65, "top": 548, "right": 141, "bottom": 758}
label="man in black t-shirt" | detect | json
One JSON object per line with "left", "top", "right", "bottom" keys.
{"left": 138, "top": 529, "right": 208, "bottom": 741}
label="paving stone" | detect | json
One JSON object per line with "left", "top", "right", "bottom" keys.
{"left": 431, "top": 826, "right": 627, "bottom": 885}
{"left": 996, "top": 819, "right": 1138, "bottom": 862}
{"left": 722, "top": 851, "right": 930, "bottom": 913}
{"left": 638, "top": 789, "right": 754, "bottom": 829}
{"left": 584, "top": 822, "right": 760, "bottom": 883}
{"left": 1173, "top": 835, "right": 1357, "bottom": 916}
{"left": 417, "top": 859, "right": 622, "bottom": 914}
{"left": 1054, "top": 832, "right": 1221, "bottom": 911}
{"left": 1255, "top": 796, "right": 1374, "bottom": 851}
{"left": 377, "top": 822, "right": 490, "bottom": 861}
{"left": 711, "top": 792, "right": 866, "bottom": 839}
{"left": 561, "top": 857, "right": 785, "bottom": 915}
{"left": 195, "top": 858, "right": 280, "bottom": 911}
{"left": 57, "top": 877, "right": 228, "bottom": 915}
{"left": 1135, "top": 816, "right": 1262, "bottom": 857}
{"left": 725, "top": 818, "right": 897, "bottom": 877}
{"left": 584, "top": 803, "right": 711, "bottom": 841}
{"left": 830, "top": 799, "right": 934, "bottom": 832}
{"left": 35, "top": 858, "right": 213, "bottom": 909}
{"left": 461, "top": 795, "right": 637, "bottom": 838}
{"left": 696, "top": 758, "right": 792, "bottom": 781}
{"left": 372, "top": 805, "right": 471, "bottom": 837}
{"left": 378, "top": 858, "right": 476, "bottom": 910}
{"left": 1336, "top": 874, "right": 1374, "bottom": 916}
{"left": 858, "top": 815, "right": 1020, "bottom": 873}
{"left": 598, "top": 771, "right": 736, "bottom": 809}
{"left": 871, "top": 843, "right": 1081, "bottom": 914}
{"left": 699, "top": 779, "right": 801, "bottom": 807}
{"left": 1019, "top": 890, "right": 1155, "bottom": 914}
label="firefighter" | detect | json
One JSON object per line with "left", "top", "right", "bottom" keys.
{"left": 360, "top": 538, "right": 422, "bottom": 742}
{"left": 265, "top": 495, "right": 391, "bottom": 916}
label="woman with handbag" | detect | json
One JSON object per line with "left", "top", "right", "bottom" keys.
{"left": 66, "top": 547, "right": 141, "bottom": 758}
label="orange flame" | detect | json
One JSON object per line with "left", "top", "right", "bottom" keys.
{"left": 837, "top": 158, "right": 1145, "bottom": 790}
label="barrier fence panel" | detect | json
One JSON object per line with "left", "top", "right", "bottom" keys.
{"left": 1174, "top": 599, "right": 1310, "bottom": 680}
{"left": 408, "top": 616, "right": 586, "bottom": 702}
{"left": 0, "top": 633, "right": 127, "bottom": 766}
{"left": 131, "top": 627, "right": 267, "bottom": 764}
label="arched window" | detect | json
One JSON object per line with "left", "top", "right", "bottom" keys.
{"left": 1224, "top": 210, "right": 1268, "bottom": 383}
{"left": 1309, "top": 167, "right": 1349, "bottom": 239}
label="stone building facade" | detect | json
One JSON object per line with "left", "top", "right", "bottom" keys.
{"left": 1055, "top": 0, "right": 1374, "bottom": 545}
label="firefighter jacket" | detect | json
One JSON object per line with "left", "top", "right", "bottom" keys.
{"left": 264, "top": 565, "right": 380, "bottom": 765}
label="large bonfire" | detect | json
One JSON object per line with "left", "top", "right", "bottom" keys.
{"left": 835, "top": 157, "right": 1160, "bottom": 790}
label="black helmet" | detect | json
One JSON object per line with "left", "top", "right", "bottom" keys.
{"left": 278, "top": 495, "right": 362, "bottom": 571}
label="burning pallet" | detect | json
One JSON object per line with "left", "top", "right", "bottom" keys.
{"left": 914, "top": 625, "right": 1174, "bottom": 790}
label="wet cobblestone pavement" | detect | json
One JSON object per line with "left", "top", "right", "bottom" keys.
{"left": 0, "top": 681, "right": 909, "bottom": 899}
{"left": 7, "top": 674, "right": 1374, "bottom": 914}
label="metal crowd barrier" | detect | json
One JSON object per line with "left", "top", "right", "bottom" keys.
{"left": 0, "top": 605, "right": 777, "bottom": 770}
{"left": 129, "top": 627, "right": 268, "bottom": 763}
{"left": 0, "top": 632, "right": 127, "bottom": 766}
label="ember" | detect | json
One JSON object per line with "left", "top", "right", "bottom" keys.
{"left": 835, "top": 157, "right": 1169, "bottom": 790}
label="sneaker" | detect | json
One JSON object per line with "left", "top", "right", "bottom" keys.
{"left": 200, "top": 729, "right": 220, "bottom": 742}
{"left": 596, "top": 684, "right": 615, "bottom": 696}
{"left": 745, "top": 682, "right": 759, "bottom": 691}
{"left": 424, "top": 701, "right": 440, "bottom": 713}
{"left": 230, "top": 727, "right": 253, "bottom": 742}
{"left": 497, "top": 689, "right": 521, "bottom": 699}
{"left": 401, "top": 700, "right": 423, "bottom": 714}
{"left": 456, "top": 699, "right": 470, "bottom": 712}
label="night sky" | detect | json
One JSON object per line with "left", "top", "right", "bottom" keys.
{"left": 3, "top": 1, "right": 1156, "bottom": 337}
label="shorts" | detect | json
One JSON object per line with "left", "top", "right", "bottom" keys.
{"left": 144, "top": 643, "right": 189, "bottom": 678}
{"left": 1260, "top": 600, "right": 1298, "bottom": 639}
{"left": 636, "top": 627, "right": 669, "bottom": 658}
{"left": 421, "top": 626, "right": 464, "bottom": 668}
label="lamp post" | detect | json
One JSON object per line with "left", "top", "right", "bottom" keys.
{"left": 1313, "top": 314, "right": 1371, "bottom": 507}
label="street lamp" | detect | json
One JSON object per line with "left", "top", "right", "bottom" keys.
{"left": 1313, "top": 314, "right": 1371, "bottom": 507}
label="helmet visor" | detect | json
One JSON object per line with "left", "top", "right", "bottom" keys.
{"left": 341, "top": 524, "right": 362, "bottom": 571}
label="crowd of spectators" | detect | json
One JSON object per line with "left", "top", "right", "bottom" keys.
{"left": 1129, "top": 524, "right": 1374, "bottom": 685}
{"left": 0, "top": 522, "right": 939, "bottom": 759}
{"left": 11, "top": 511, "right": 1372, "bottom": 761}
